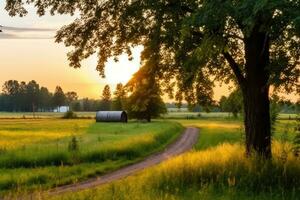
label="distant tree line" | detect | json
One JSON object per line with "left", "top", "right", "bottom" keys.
{"left": 0, "top": 80, "right": 77, "bottom": 113}
{"left": 0, "top": 80, "right": 126, "bottom": 113}
{"left": 1, "top": 80, "right": 297, "bottom": 121}
{"left": 167, "top": 89, "right": 299, "bottom": 118}
{"left": 0, "top": 80, "right": 167, "bottom": 122}
{"left": 72, "top": 83, "right": 128, "bottom": 112}
{"left": 219, "top": 89, "right": 299, "bottom": 117}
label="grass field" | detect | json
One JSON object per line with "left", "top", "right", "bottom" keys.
{"left": 0, "top": 112, "right": 96, "bottom": 119}
{"left": 48, "top": 118, "right": 299, "bottom": 200}
{"left": 0, "top": 112, "right": 299, "bottom": 199}
{"left": 0, "top": 119, "right": 183, "bottom": 195}
{"left": 53, "top": 142, "right": 299, "bottom": 200}
{"left": 163, "top": 111, "right": 297, "bottom": 120}
{"left": 0, "top": 111, "right": 296, "bottom": 120}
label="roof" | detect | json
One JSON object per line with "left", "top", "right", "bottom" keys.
{"left": 96, "top": 111, "right": 127, "bottom": 122}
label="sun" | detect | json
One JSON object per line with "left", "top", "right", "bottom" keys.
{"left": 104, "top": 46, "right": 143, "bottom": 85}
{"left": 104, "top": 56, "right": 139, "bottom": 84}
{"left": 80, "top": 46, "right": 143, "bottom": 97}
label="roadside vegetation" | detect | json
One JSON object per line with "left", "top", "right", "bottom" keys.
{"left": 48, "top": 117, "right": 299, "bottom": 200}
{"left": 0, "top": 119, "right": 182, "bottom": 194}
{"left": 53, "top": 142, "right": 299, "bottom": 200}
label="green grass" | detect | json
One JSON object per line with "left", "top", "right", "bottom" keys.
{"left": 0, "top": 112, "right": 96, "bottom": 119}
{"left": 0, "top": 113, "right": 298, "bottom": 199}
{"left": 0, "top": 119, "right": 183, "bottom": 194}
{"left": 175, "top": 119, "right": 297, "bottom": 150}
{"left": 163, "top": 112, "right": 234, "bottom": 119}
{"left": 47, "top": 118, "right": 300, "bottom": 200}
{"left": 0, "top": 111, "right": 296, "bottom": 120}
{"left": 50, "top": 143, "right": 300, "bottom": 200}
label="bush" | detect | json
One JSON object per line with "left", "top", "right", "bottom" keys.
{"left": 293, "top": 115, "right": 300, "bottom": 157}
{"left": 68, "top": 136, "right": 79, "bottom": 152}
{"left": 62, "top": 111, "right": 77, "bottom": 119}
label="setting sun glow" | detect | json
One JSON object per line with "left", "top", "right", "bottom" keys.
{"left": 103, "top": 47, "right": 143, "bottom": 85}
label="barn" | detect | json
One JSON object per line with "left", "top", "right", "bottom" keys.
{"left": 96, "top": 111, "right": 128, "bottom": 123}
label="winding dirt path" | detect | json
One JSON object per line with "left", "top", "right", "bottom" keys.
{"left": 49, "top": 127, "right": 199, "bottom": 196}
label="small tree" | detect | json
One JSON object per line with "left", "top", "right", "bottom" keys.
{"left": 127, "top": 68, "right": 167, "bottom": 122}
{"left": 99, "top": 85, "right": 112, "bottom": 111}
{"left": 219, "top": 89, "right": 243, "bottom": 118}
{"left": 112, "top": 83, "right": 127, "bottom": 111}
{"left": 26, "top": 80, "right": 40, "bottom": 117}
{"left": 39, "top": 87, "right": 52, "bottom": 112}
{"left": 2, "top": 80, "right": 20, "bottom": 111}
{"left": 65, "top": 91, "right": 78, "bottom": 111}
{"left": 293, "top": 114, "right": 300, "bottom": 157}
{"left": 52, "top": 86, "right": 66, "bottom": 112}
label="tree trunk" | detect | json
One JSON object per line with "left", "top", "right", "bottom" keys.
{"left": 243, "top": 30, "right": 271, "bottom": 158}
{"left": 242, "top": 84, "right": 271, "bottom": 158}
{"left": 146, "top": 113, "right": 151, "bottom": 122}
{"left": 32, "top": 102, "right": 35, "bottom": 118}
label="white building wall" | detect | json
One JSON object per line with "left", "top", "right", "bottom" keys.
{"left": 53, "top": 106, "right": 69, "bottom": 113}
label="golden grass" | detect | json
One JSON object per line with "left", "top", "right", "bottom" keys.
{"left": 176, "top": 119, "right": 242, "bottom": 129}
{"left": 52, "top": 142, "right": 300, "bottom": 200}
{"left": 0, "top": 119, "right": 92, "bottom": 149}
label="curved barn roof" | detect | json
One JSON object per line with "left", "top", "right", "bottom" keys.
{"left": 96, "top": 111, "right": 127, "bottom": 122}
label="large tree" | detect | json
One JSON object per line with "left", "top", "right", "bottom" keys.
{"left": 5, "top": 1, "right": 300, "bottom": 158}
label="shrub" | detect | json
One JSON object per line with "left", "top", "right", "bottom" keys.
{"left": 62, "top": 111, "right": 77, "bottom": 119}
{"left": 293, "top": 116, "right": 300, "bottom": 157}
{"left": 68, "top": 136, "right": 79, "bottom": 152}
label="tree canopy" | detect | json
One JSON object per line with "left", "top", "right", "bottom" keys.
{"left": 5, "top": 0, "right": 299, "bottom": 95}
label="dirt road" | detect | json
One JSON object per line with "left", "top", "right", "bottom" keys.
{"left": 49, "top": 127, "right": 199, "bottom": 196}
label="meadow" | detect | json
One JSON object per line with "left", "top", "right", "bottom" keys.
{"left": 0, "top": 112, "right": 299, "bottom": 199}
{"left": 47, "top": 118, "right": 299, "bottom": 200}
{"left": 0, "top": 112, "right": 95, "bottom": 119}
{"left": 0, "top": 118, "right": 183, "bottom": 194}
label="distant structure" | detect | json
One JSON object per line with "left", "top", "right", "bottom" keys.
{"left": 96, "top": 111, "right": 128, "bottom": 123}
{"left": 53, "top": 106, "right": 70, "bottom": 113}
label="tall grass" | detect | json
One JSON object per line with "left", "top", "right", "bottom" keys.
{"left": 0, "top": 120, "right": 183, "bottom": 193}
{"left": 52, "top": 142, "right": 300, "bottom": 200}
{"left": 48, "top": 119, "right": 300, "bottom": 200}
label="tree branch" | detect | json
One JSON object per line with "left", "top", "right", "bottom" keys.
{"left": 222, "top": 52, "right": 246, "bottom": 86}
{"left": 181, "top": 5, "right": 194, "bottom": 13}
{"left": 226, "top": 34, "right": 244, "bottom": 41}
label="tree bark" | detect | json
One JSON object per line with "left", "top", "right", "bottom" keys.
{"left": 242, "top": 29, "right": 272, "bottom": 158}
{"left": 32, "top": 102, "right": 35, "bottom": 118}
{"left": 147, "top": 114, "right": 151, "bottom": 122}
{"left": 242, "top": 84, "right": 271, "bottom": 158}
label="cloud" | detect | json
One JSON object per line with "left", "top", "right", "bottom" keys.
{"left": 0, "top": 25, "right": 55, "bottom": 39}
{"left": 2, "top": 26, "right": 56, "bottom": 32}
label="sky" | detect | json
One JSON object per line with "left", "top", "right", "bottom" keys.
{"left": 0, "top": 2, "right": 297, "bottom": 102}
{"left": 0, "top": 2, "right": 144, "bottom": 99}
